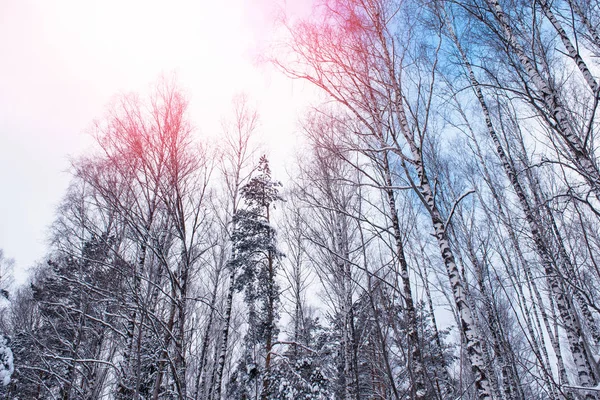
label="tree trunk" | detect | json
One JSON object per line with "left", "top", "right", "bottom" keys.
{"left": 194, "top": 267, "right": 221, "bottom": 400}
{"left": 382, "top": 151, "right": 427, "bottom": 399}
{"left": 485, "top": 0, "right": 600, "bottom": 200}
{"left": 448, "top": 15, "right": 596, "bottom": 390}
{"left": 538, "top": 0, "right": 599, "bottom": 93}
{"left": 211, "top": 269, "right": 236, "bottom": 400}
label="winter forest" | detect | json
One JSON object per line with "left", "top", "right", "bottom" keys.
{"left": 3, "top": 0, "right": 600, "bottom": 399}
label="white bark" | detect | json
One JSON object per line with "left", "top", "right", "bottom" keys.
{"left": 447, "top": 12, "right": 596, "bottom": 389}
{"left": 485, "top": 0, "right": 600, "bottom": 200}
{"left": 538, "top": 0, "right": 599, "bottom": 93}
{"left": 381, "top": 151, "right": 427, "bottom": 399}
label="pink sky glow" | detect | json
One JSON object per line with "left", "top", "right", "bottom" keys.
{"left": 0, "top": 0, "right": 317, "bottom": 282}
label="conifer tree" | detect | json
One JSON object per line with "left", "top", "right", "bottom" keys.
{"left": 228, "top": 155, "right": 283, "bottom": 399}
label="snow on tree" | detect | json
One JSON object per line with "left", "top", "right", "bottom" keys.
{"left": 0, "top": 336, "right": 13, "bottom": 387}
{"left": 228, "top": 155, "right": 283, "bottom": 399}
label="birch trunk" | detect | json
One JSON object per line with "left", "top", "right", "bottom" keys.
{"left": 194, "top": 266, "right": 221, "bottom": 400}
{"left": 381, "top": 151, "right": 427, "bottom": 399}
{"left": 211, "top": 269, "right": 235, "bottom": 400}
{"left": 260, "top": 254, "right": 275, "bottom": 399}
{"left": 538, "top": 0, "right": 599, "bottom": 93}
{"left": 447, "top": 15, "right": 596, "bottom": 389}
{"left": 546, "top": 205, "right": 600, "bottom": 347}
{"left": 390, "top": 86, "right": 494, "bottom": 400}
{"left": 152, "top": 286, "right": 178, "bottom": 400}
{"left": 368, "top": 14, "right": 495, "bottom": 396}
{"left": 175, "top": 261, "right": 190, "bottom": 399}
{"left": 485, "top": 0, "right": 600, "bottom": 200}
{"left": 566, "top": 0, "right": 600, "bottom": 54}
{"left": 118, "top": 239, "right": 148, "bottom": 399}
{"left": 469, "top": 247, "right": 521, "bottom": 400}
{"left": 336, "top": 214, "right": 359, "bottom": 400}
{"left": 411, "top": 159, "right": 493, "bottom": 399}
{"left": 422, "top": 259, "right": 455, "bottom": 398}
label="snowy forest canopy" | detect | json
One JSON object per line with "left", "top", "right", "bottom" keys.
{"left": 2, "top": 0, "right": 600, "bottom": 399}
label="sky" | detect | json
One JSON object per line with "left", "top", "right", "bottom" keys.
{"left": 0, "top": 0, "right": 316, "bottom": 283}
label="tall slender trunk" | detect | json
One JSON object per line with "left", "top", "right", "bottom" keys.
{"left": 485, "top": 0, "right": 600, "bottom": 200}
{"left": 566, "top": 0, "right": 600, "bottom": 54}
{"left": 260, "top": 201, "right": 277, "bottom": 399}
{"left": 369, "top": 15, "right": 494, "bottom": 396}
{"left": 468, "top": 247, "right": 520, "bottom": 400}
{"left": 175, "top": 296, "right": 188, "bottom": 398}
{"left": 152, "top": 284, "right": 178, "bottom": 400}
{"left": 463, "top": 100, "right": 560, "bottom": 393}
{"left": 118, "top": 240, "right": 148, "bottom": 399}
{"left": 546, "top": 205, "right": 600, "bottom": 347}
{"left": 174, "top": 251, "right": 191, "bottom": 399}
{"left": 392, "top": 115, "right": 493, "bottom": 397}
{"left": 421, "top": 259, "right": 454, "bottom": 398}
{"left": 364, "top": 271, "right": 400, "bottom": 399}
{"left": 261, "top": 250, "right": 275, "bottom": 399}
{"left": 410, "top": 159, "right": 493, "bottom": 399}
{"left": 61, "top": 311, "right": 86, "bottom": 400}
{"left": 538, "top": 0, "right": 599, "bottom": 93}
{"left": 211, "top": 269, "right": 236, "bottom": 400}
{"left": 336, "top": 214, "right": 360, "bottom": 400}
{"left": 194, "top": 268, "right": 221, "bottom": 400}
{"left": 480, "top": 190, "right": 562, "bottom": 396}
{"left": 381, "top": 151, "right": 427, "bottom": 399}
{"left": 447, "top": 15, "right": 596, "bottom": 390}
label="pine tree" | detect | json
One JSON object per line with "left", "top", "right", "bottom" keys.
{"left": 228, "top": 155, "right": 283, "bottom": 399}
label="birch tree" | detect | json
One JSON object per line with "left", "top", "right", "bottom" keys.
{"left": 276, "top": 1, "right": 495, "bottom": 397}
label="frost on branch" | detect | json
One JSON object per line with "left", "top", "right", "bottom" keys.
{"left": 0, "top": 336, "right": 13, "bottom": 386}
